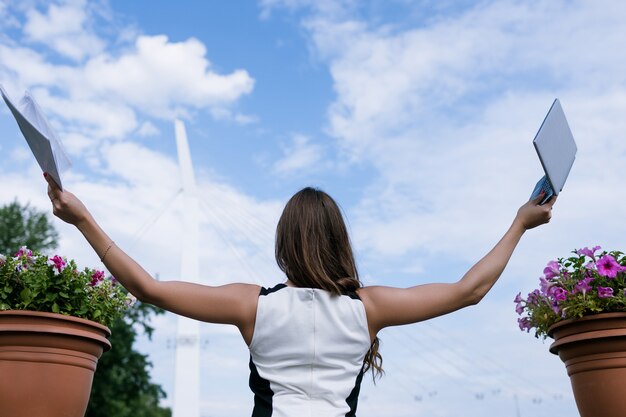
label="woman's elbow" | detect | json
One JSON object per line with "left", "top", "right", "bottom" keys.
{"left": 467, "top": 290, "right": 485, "bottom": 306}
{"left": 126, "top": 281, "right": 156, "bottom": 304}
{"left": 459, "top": 281, "right": 488, "bottom": 306}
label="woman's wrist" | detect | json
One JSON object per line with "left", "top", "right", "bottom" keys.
{"left": 75, "top": 213, "right": 95, "bottom": 233}
{"left": 510, "top": 217, "right": 527, "bottom": 236}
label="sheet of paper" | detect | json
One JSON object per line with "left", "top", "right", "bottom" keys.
{"left": 1, "top": 86, "right": 71, "bottom": 190}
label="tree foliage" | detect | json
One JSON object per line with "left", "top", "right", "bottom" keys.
{"left": 0, "top": 200, "right": 58, "bottom": 256}
{"left": 86, "top": 302, "right": 171, "bottom": 417}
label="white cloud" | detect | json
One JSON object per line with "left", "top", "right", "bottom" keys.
{"left": 10, "top": 146, "right": 30, "bottom": 162}
{"left": 210, "top": 107, "right": 259, "bottom": 125}
{"left": 81, "top": 35, "right": 254, "bottom": 118}
{"left": 136, "top": 121, "right": 160, "bottom": 137}
{"left": 23, "top": 0, "right": 105, "bottom": 61}
{"left": 272, "top": 133, "right": 325, "bottom": 175}
{"left": 0, "top": 3, "right": 255, "bottom": 144}
{"left": 31, "top": 87, "right": 138, "bottom": 140}
{"left": 0, "top": 1, "right": 19, "bottom": 30}
{"left": 259, "top": 0, "right": 356, "bottom": 19}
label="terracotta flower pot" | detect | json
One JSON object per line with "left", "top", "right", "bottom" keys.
{"left": 0, "top": 310, "right": 111, "bottom": 417}
{"left": 549, "top": 312, "right": 626, "bottom": 417}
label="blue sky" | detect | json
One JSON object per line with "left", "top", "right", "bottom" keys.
{"left": 2, "top": 1, "right": 626, "bottom": 416}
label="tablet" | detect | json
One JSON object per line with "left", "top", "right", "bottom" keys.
{"left": 529, "top": 99, "right": 577, "bottom": 204}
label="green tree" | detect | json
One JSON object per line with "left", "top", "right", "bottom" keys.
{"left": 0, "top": 200, "right": 171, "bottom": 416}
{"left": 0, "top": 200, "right": 58, "bottom": 255}
{"left": 87, "top": 302, "right": 171, "bottom": 417}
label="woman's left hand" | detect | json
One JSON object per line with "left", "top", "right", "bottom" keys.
{"left": 44, "top": 173, "right": 91, "bottom": 226}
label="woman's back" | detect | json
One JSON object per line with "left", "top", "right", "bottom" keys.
{"left": 249, "top": 284, "right": 371, "bottom": 417}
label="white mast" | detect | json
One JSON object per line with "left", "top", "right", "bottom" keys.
{"left": 172, "top": 119, "right": 200, "bottom": 417}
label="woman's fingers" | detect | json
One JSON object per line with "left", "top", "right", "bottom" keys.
{"left": 44, "top": 172, "right": 61, "bottom": 201}
{"left": 44, "top": 172, "right": 66, "bottom": 220}
{"left": 531, "top": 191, "right": 546, "bottom": 204}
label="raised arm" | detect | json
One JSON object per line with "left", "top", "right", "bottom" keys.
{"left": 358, "top": 193, "right": 556, "bottom": 338}
{"left": 44, "top": 173, "right": 260, "bottom": 344}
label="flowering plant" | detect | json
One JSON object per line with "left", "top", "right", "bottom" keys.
{"left": 0, "top": 246, "right": 134, "bottom": 327}
{"left": 515, "top": 246, "right": 626, "bottom": 339}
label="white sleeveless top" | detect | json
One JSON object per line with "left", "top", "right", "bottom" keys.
{"left": 248, "top": 284, "right": 372, "bottom": 417}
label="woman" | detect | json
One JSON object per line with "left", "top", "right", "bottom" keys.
{"left": 44, "top": 173, "right": 555, "bottom": 417}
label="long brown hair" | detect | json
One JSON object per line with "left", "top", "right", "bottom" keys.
{"left": 275, "top": 187, "right": 383, "bottom": 379}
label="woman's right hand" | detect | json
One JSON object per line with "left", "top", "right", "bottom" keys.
{"left": 514, "top": 192, "right": 557, "bottom": 230}
{"left": 44, "top": 173, "right": 91, "bottom": 226}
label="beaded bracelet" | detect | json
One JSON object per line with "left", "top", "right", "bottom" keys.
{"left": 100, "top": 241, "right": 115, "bottom": 262}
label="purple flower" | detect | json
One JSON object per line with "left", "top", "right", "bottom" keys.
{"left": 14, "top": 246, "right": 33, "bottom": 258}
{"left": 526, "top": 289, "right": 542, "bottom": 305}
{"left": 576, "top": 246, "right": 602, "bottom": 259}
{"left": 573, "top": 277, "right": 594, "bottom": 295}
{"left": 597, "top": 286, "right": 614, "bottom": 298}
{"left": 513, "top": 292, "right": 527, "bottom": 315}
{"left": 539, "top": 277, "right": 555, "bottom": 296}
{"left": 49, "top": 255, "right": 66, "bottom": 273}
{"left": 597, "top": 255, "right": 621, "bottom": 278}
{"left": 551, "top": 300, "right": 561, "bottom": 315}
{"left": 543, "top": 260, "right": 561, "bottom": 279}
{"left": 518, "top": 317, "right": 532, "bottom": 332}
{"left": 552, "top": 287, "right": 568, "bottom": 302}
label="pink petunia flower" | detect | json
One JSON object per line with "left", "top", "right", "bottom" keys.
{"left": 539, "top": 277, "right": 554, "bottom": 296}
{"left": 550, "top": 300, "right": 561, "bottom": 315}
{"left": 526, "top": 289, "right": 542, "bottom": 306}
{"left": 552, "top": 287, "right": 568, "bottom": 302}
{"left": 518, "top": 317, "right": 532, "bottom": 332}
{"left": 573, "top": 277, "right": 594, "bottom": 295}
{"left": 90, "top": 270, "right": 105, "bottom": 287}
{"left": 49, "top": 255, "right": 66, "bottom": 273}
{"left": 543, "top": 261, "right": 560, "bottom": 279}
{"left": 597, "top": 255, "right": 621, "bottom": 278}
{"left": 597, "top": 286, "right": 614, "bottom": 298}
{"left": 14, "top": 246, "right": 33, "bottom": 258}
{"left": 576, "top": 246, "right": 602, "bottom": 259}
{"left": 514, "top": 291, "right": 525, "bottom": 315}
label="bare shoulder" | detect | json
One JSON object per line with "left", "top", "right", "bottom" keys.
{"left": 356, "top": 285, "right": 399, "bottom": 306}
{"left": 220, "top": 282, "right": 262, "bottom": 317}
{"left": 355, "top": 285, "right": 396, "bottom": 338}
{"left": 226, "top": 282, "right": 263, "bottom": 297}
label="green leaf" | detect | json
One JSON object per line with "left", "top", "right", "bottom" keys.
{"left": 52, "top": 302, "right": 60, "bottom": 313}
{"left": 20, "top": 288, "right": 31, "bottom": 302}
